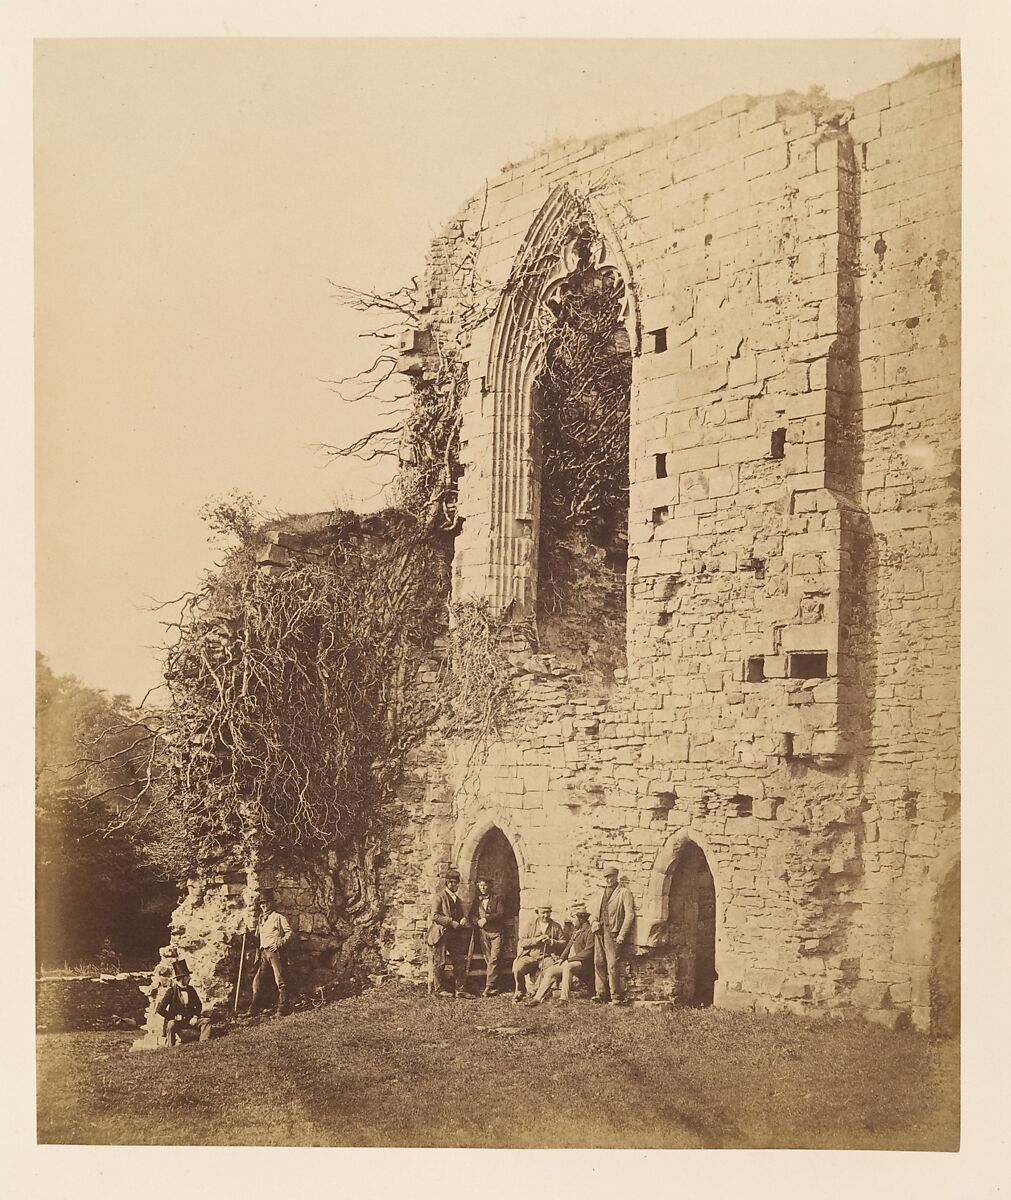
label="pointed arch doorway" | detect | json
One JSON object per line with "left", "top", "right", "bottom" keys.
{"left": 665, "top": 840, "right": 718, "bottom": 1006}
{"left": 471, "top": 825, "right": 522, "bottom": 961}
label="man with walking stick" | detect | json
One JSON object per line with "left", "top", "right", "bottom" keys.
{"left": 245, "top": 889, "right": 293, "bottom": 1018}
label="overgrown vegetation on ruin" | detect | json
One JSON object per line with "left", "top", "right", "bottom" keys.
{"left": 438, "top": 599, "right": 525, "bottom": 739}
{"left": 157, "top": 502, "right": 452, "bottom": 864}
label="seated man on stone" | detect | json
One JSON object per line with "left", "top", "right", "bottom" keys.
{"left": 511, "top": 903, "right": 564, "bottom": 1002}
{"left": 527, "top": 907, "right": 595, "bottom": 1005}
{"left": 156, "top": 959, "right": 212, "bottom": 1047}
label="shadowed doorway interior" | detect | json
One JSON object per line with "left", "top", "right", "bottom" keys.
{"left": 666, "top": 840, "right": 717, "bottom": 1006}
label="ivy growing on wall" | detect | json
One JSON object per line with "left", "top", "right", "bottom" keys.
{"left": 154, "top": 505, "right": 452, "bottom": 865}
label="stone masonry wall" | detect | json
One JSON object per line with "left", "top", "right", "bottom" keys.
{"left": 36, "top": 973, "right": 151, "bottom": 1032}
{"left": 382, "top": 58, "right": 960, "bottom": 1031}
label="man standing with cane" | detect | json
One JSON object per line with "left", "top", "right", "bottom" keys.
{"left": 247, "top": 889, "right": 293, "bottom": 1018}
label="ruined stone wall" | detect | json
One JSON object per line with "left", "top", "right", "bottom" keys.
{"left": 846, "top": 58, "right": 961, "bottom": 1028}
{"left": 383, "top": 58, "right": 960, "bottom": 1031}
{"left": 36, "top": 972, "right": 151, "bottom": 1032}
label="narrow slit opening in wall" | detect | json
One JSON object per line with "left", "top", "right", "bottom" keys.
{"left": 745, "top": 656, "right": 765, "bottom": 683}
{"left": 770, "top": 428, "right": 787, "bottom": 459}
{"left": 652, "top": 506, "right": 669, "bottom": 526}
{"left": 788, "top": 651, "right": 828, "bottom": 679}
{"left": 655, "top": 452, "right": 668, "bottom": 479}
{"left": 648, "top": 327, "right": 668, "bottom": 354}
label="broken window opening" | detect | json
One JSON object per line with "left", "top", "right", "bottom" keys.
{"left": 533, "top": 220, "right": 631, "bottom": 681}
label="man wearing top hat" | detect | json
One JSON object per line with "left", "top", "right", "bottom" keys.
{"left": 511, "top": 903, "right": 564, "bottom": 1002}
{"left": 248, "top": 889, "right": 294, "bottom": 1017}
{"left": 155, "top": 960, "right": 213, "bottom": 1046}
{"left": 427, "top": 868, "right": 471, "bottom": 997}
{"left": 592, "top": 866, "right": 636, "bottom": 1005}
{"left": 527, "top": 907, "right": 596, "bottom": 1004}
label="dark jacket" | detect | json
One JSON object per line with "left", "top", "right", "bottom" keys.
{"left": 468, "top": 891, "right": 506, "bottom": 934}
{"left": 427, "top": 887, "right": 465, "bottom": 947}
{"left": 560, "top": 923, "right": 595, "bottom": 964}
{"left": 156, "top": 983, "right": 203, "bottom": 1023}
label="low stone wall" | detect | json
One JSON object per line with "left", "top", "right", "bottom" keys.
{"left": 36, "top": 973, "right": 151, "bottom": 1032}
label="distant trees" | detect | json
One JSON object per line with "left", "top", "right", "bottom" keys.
{"left": 35, "top": 653, "right": 186, "bottom": 969}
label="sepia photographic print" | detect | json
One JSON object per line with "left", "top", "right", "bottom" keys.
{"left": 23, "top": 13, "right": 998, "bottom": 1181}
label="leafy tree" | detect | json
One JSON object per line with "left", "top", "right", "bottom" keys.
{"left": 35, "top": 653, "right": 185, "bottom": 969}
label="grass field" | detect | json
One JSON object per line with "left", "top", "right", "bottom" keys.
{"left": 36, "top": 984, "right": 959, "bottom": 1149}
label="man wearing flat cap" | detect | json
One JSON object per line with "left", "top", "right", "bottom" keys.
{"left": 592, "top": 867, "right": 636, "bottom": 1005}
{"left": 511, "top": 903, "right": 564, "bottom": 1002}
{"left": 427, "top": 868, "right": 471, "bottom": 997}
{"left": 527, "top": 907, "right": 595, "bottom": 1004}
{"left": 155, "top": 959, "right": 213, "bottom": 1046}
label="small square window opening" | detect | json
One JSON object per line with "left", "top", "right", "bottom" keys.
{"left": 788, "top": 651, "right": 828, "bottom": 679}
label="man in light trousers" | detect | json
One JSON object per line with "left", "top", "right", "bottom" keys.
{"left": 248, "top": 889, "right": 293, "bottom": 1017}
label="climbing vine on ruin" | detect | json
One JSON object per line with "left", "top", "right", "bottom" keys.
{"left": 438, "top": 599, "right": 526, "bottom": 740}
{"left": 394, "top": 359, "right": 467, "bottom": 533}
{"left": 158, "top": 506, "right": 451, "bottom": 864}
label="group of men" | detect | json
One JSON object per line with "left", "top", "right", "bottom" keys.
{"left": 428, "top": 866, "right": 636, "bottom": 1005}
{"left": 155, "top": 890, "right": 294, "bottom": 1046}
{"left": 158, "top": 869, "right": 636, "bottom": 1047}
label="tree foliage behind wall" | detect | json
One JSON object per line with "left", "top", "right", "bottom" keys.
{"left": 35, "top": 654, "right": 183, "bottom": 968}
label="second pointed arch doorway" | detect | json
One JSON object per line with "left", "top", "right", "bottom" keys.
{"left": 665, "top": 839, "right": 718, "bottom": 1006}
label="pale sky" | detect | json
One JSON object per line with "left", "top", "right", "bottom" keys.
{"left": 36, "top": 37, "right": 959, "bottom": 701}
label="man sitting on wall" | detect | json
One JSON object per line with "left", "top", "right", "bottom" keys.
{"left": 526, "top": 907, "right": 595, "bottom": 1004}
{"left": 427, "top": 868, "right": 472, "bottom": 998}
{"left": 468, "top": 876, "right": 506, "bottom": 997}
{"left": 511, "top": 903, "right": 564, "bottom": 1002}
{"left": 156, "top": 959, "right": 213, "bottom": 1046}
{"left": 247, "top": 889, "right": 294, "bottom": 1017}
